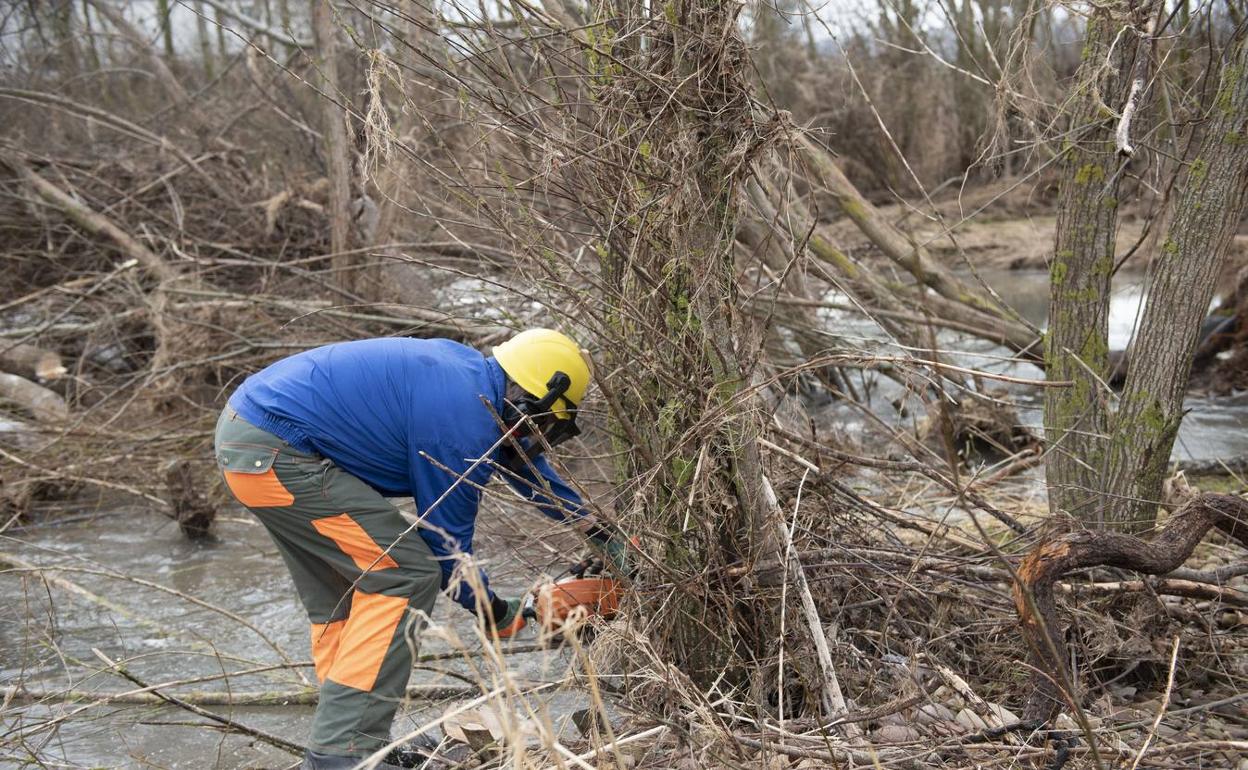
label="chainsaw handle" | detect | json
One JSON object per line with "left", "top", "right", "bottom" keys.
{"left": 568, "top": 555, "right": 599, "bottom": 578}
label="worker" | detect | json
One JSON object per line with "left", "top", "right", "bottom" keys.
{"left": 213, "top": 329, "right": 627, "bottom": 769}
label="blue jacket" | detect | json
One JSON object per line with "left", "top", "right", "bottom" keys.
{"left": 228, "top": 337, "right": 585, "bottom": 610}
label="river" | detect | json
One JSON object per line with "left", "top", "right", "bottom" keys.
{"left": 815, "top": 269, "right": 1248, "bottom": 462}
{"left": 0, "top": 505, "right": 598, "bottom": 767}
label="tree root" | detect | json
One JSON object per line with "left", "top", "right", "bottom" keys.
{"left": 1014, "top": 492, "right": 1248, "bottom": 723}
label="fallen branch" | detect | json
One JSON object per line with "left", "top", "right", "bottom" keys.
{"left": 0, "top": 343, "right": 66, "bottom": 382}
{"left": 763, "top": 475, "right": 858, "bottom": 736}
{"left": 3, "top": 157, "right": 172, "bottom": 281}
{"left": 1059, "top": 577, "right": 1248, "bottom": 607}
{"left": 794, "top": 136, "right": 1027, "bottom": 330}
{"left": 0, "top": 90, "right": 228, "bottom": 202}
{"left": 4, "top": 681, "right": 494, "bottom": 706}
{"left": 1013, "top": 492, "right": 1248, "bottom": 722}
{"left": 732, "top": 732, "right": 923, "bottom": 769}
{"left": 0, "top": 373, "right": 67, "bottom": 422}
{"left": 2, "top": 156, "right": 184, "bottom": 379}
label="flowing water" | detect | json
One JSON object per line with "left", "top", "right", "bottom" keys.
{"left": 816, "top": 269, "right": 1248, "bottom": 463}
{"left": 0, "top": 506, "right": 598, "bottom": 768}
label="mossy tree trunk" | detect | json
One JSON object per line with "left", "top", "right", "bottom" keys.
{"left": 1100, "top": 35, "right": 1248, "bottom": 530}
{"left": 156, "top": 0, "right": 175, "bottom": 59}
{"left": 595, "top": 0, "right": 780, "bottom": 684}
{"left": 1044, "top": 5, "right": 1140, "bottom": 524}
{"left": 309, "top": 0, "right": 355, "bottom": 292}
{"left": 1047, "top": 11, "right": 1248, "bottom": 532}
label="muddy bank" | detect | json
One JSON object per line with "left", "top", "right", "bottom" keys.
{"left": 825, "top": 177, "right": 1248, "bottom": 276}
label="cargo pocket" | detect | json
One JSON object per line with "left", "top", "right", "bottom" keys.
{"left": 217, "top": 444, "right": 295, "bottom": 508}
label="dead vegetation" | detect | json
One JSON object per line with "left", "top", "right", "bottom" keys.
{"left": 1, "top": 1, "right": 1247, "bottom": 769}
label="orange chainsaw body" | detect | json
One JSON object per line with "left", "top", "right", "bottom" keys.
{"left": 534, "top": 576, "right": 621, "bottom": 631}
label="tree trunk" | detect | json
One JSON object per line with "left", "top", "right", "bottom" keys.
{"left": 156, "top": 0, "right": 175, "bottom": 59}
{"left": 1101, "top": 34, "right": 1248, "bottom": 531}
{"left": 598, "top": 0, "right": 782, "bottom": 685}
{"left": 52, "top": 0, "right": 81, "bottom": 78}
{"left": 81, "top": 0, "right": 101, "bottom": 72}
{"left": 310, "top": 0, "right": 356, "bottom": 293}
{"left": 195, "top": 1, "right": 214, "bottom": 80}
{"left": 1043, "top": 6, "right": 1140, "bottom": 523}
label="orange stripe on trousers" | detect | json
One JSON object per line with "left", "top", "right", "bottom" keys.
{"left": 311, "top": 513, "right": 400, "bottom": 571}
{"left": 310, "top": 619, "right": 346, "bottom": 682}
{"left": 326, "top": 591, "right": 410, "bottom": 692}
{"left": 223, "top": 469, "right": 294, "bottom": 507}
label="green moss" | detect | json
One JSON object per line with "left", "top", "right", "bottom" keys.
{"left": 657, "top": 400, "right": 681, "bottom": 439}
{"left": 1102, "top": 196, "right": 1118, "bottom": 209}
{"left": 714, "top": 375, "right": 739, "bottom": 404}
{"left": 670, "top": 455, "right": 696, "bottom": 487}
{"left": 1216, "top": 66, "right": 1241, "bottom": 115}
{"left": 1225, "top": 130, "right": 1246, "bottom": 146}
{"left": 1141, "top": 399, "right": 1168, "bottom": 435}
{"left": 1051, "top": 258, "right": 1069, "bottom": 286}
{"left": 1079, "top": 330, "right": 1108, "bottom": 369}
{"left": 639, "top": 140, "right": 652, "bottom": 160}
{"left": 1162, "top": 238, "right": 1180, "bottom": 257}
{"left": 1062, "top": 285, "right": 1101, "bottom": 302}
{"left": 1074, "top": 163, "right": 1105, "bottom": 186}
{"left": 1189, "top": 157, "right": 1208, "bottom": 182}
{"left": 663, "top": 1, "right": 678, "bottom": 26}
{"left": 1080, "top": 17, "right": 1099, "bottom": 62}
{"left": 1093, "top": 255, "right": 1112, "bottom": 277}
{"left": 839, "top": 195, "right": 868, "bottom": 224}
{"left": 812, "top": 237, "right": 859, "bottom": 278}
{"left": 1188, "top": 474, "right": 1247, "bottom": 493}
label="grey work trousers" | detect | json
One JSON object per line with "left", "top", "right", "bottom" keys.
{"left": 214, "top": 407, "right": 441, "bottom": 757}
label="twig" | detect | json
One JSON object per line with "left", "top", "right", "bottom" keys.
{"left": 1128, "top": 636, "right": 1179, "bottom": 770}
{"left": 91, "top": 649, "right": 303, "bottom": 755}
{"left": 762, "top": 474, "right": 860, "bottom": 738}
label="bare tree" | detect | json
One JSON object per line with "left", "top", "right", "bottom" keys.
{"left": 1043, "top": 3, "right": 1147, "bottom": 526}
{"left": 310, "top": 0, "right": 355, "bottom": 291}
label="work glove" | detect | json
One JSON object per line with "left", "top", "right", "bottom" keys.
{"left": 603, "top": 536, "right": 632, "bottom": 577}
{"left": 578, "top": 533, "right": 634, "bottom": 579}
{"left": 487, "top": 596, "right": 526, "bottom": 639}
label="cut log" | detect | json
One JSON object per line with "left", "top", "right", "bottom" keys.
{"left": 0, "top": 343, "right": 66, "bottom": 382}
{"left": 0, "top": 372, "right": 68, "bottom": 422}
{"left": 1014, "top": 492, "right": 1248, "bottom": 723}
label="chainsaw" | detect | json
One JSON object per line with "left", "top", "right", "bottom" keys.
{"left": 519, "top": 555, "right": 622, "bottom": 635}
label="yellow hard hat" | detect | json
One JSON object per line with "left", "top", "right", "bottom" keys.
{"left": 493, "top": 329, "right": 591, "bottom": 420}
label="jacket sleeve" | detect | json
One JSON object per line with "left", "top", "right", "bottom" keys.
{"left": 410, "top": 452, "right": 495, "bottom": 613}
{"left": 502, "top": 453, "right": 586, "bottom": 523}
{"left": 416, "top": 516, "right": 494, "bottom": 613}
